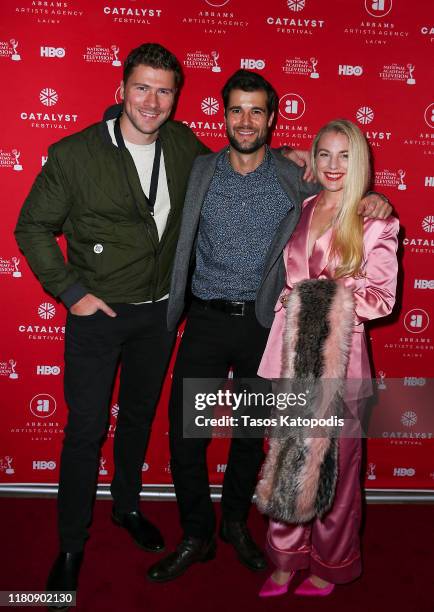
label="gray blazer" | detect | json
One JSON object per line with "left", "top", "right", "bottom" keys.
{"left": 167, "top": 147, "right": 320, "bottom": 331}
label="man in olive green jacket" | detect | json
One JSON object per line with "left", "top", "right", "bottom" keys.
{"left": 15, "top": 43, "right": 210, "bottom": 602}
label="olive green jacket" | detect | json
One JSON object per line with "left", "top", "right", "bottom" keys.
{"left": 15, "top": 119, "right": 209, "bottom": 306}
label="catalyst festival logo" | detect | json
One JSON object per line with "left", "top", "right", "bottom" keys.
{"left": 102, "top": 5, "right": 163, "bottom": 25}
{"left": 17, "top": 302, "right": 65, "bottom": 342}
{"left": 180, "top": 1, "right": 249, "bottom": 36}
{"left": 201, "top": 96, "right": 220, "bottom": 116}
{"left": 14, "top": 1, "right": 84, "bottom": 24}
{"left": 181, "top": 93, "right": 225, "bottom": 140}
{"left": 420, "top": 24, "right": 434, "bottom": 42}
{"left": 20, "top": 87, "right": 78, "bottom": 130}
{"left": 382, "top": 409, "right": 433, "bottom": 445}
{"left": 282, "top": 56, "right": 320, "bottom": 78}
{"left": 355, "top": 106, "right": 392, "bottom": 148}
{"left": 183, "top": 50, "right": 223, "bottom": 72}
{"left": 356, "top": 106, "right": 374, "bottom": 125}
{"left": 266, "top": 0, "right": 325, "bottom": 36}
{"left": 402, "top": 215, "right": 434, "bottom": 255}
{"left": 83, "top": 44, "right": 122, "bottom": 66}
{"left": 0, "top": 38, "right": 22, "bottom": 61}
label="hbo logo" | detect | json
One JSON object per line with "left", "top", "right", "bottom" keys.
{"left": 338, "top": 65, "right": 363, "bottom": 76}
{"left": 240, "top": 59, "right": 265, "bottom": 70}
{"left": 40, "top": 47, "right": 66, "bottom": 58}
{"left": 404, "top": 377, "right": 426, "bottom": 386}
{"left": 33, "top": 460, "right": 56, "bottom": 470}
{"left": 393, "top": 467, "right": 415, "bottom": 477}
{"left": 36, "top": 365, "right": 61, "bottom": 375}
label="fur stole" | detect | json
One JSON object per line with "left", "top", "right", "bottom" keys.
{"left": 255, "top": 279, "right": 354, "bottom": 524}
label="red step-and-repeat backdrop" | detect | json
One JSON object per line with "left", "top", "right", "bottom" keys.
{"left": 1, "top": 0, "right": 433, "bottom": 492}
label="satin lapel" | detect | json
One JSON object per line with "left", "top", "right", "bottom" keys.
{"left": 285, "top": 196, "right": 317, "bottom": 287}
{"left": 309, "top": 225, "right": 333, "bottom": 278}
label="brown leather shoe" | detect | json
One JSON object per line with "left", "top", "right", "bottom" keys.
{"left": 220, "top": 519, "right": 267, "bottom": 571}
{"left": 147, "top": 536, "right": 216, "bottom": 582}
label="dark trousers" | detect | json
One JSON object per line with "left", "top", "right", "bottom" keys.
{"left": 59, "top": 301, "right": 175, "bottom": 552}
{"left": 169, "top": 300, "right": 270, "bottom": 540}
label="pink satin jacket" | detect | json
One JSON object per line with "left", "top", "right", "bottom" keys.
{"left": 258, "top": 195, "right": 399, "bottom": 386}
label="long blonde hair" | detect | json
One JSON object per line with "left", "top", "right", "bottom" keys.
{"left": 311, "top": 119, "right": 370, "bottom": 278}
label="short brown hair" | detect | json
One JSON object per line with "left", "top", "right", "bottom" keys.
{"left": 123, "top": 43, "right": 183, "bottom": 88}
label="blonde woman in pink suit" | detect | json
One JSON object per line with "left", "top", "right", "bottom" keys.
{"left": 257, "top": 119, "right": 399, "bottom": 597}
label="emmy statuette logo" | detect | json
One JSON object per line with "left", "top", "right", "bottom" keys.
{"left": 309, "top": 57, "right": 319, "bottom": 79}
{"left": 111, "top": 45, "right": 121, "bottom": 67}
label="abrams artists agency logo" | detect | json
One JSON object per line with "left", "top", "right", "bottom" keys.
{"left": 278, "top": 93, "right": 306, "bottom": 121}
{"left": 30, "top": 394, "right": 57, "bottom": 418}
{"left": 205, "top": 0, "right": 230, "bottom": 5}
{"left": 403, "top": 309, "right": 430, "bottom": 334}
{"left": 364, "top": 0, "right": 393, "bottom": 18}
{"left": 424, "top": 103, "right": 434, "bottom": 129}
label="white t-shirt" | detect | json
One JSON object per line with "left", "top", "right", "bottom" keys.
{"left": 106, "top": 119, "right": 170, "bottom": 302}
{"left": 106, "top": 118, "right": 171, "bottom": 241}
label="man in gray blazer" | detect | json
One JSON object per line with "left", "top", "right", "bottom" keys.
{"left": 148, "top": 70, "right": 389, "bottom": 583}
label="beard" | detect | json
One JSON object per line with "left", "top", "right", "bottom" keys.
{"left": 227, "top": 128, "right": 268, "bottom": 154}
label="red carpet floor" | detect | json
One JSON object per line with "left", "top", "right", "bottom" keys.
{"left": 0, "top": 498, "right": 433, "bottom": 612}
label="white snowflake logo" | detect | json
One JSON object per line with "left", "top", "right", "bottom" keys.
{"left": 401, "top": 411, "right": 417, "bottom": 428}
{"left": 39, "top": 88, "right": 58, "bottom": 107}
{"left": 201, "top": 97, "right": 219, "bottom": 116}
{"left": 422, "top": 215, "right": 434, "bottom": 233}
{"left": 38, "top": 302, "right": 56, "bottom": 320}
{"left": 356, "top": 106, "right": 374, "bottom": 125}
{"left": 287, "top": 0, "right": 305, "bottom": 11}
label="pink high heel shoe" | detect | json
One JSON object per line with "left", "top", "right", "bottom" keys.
{"left": 259, "top": 571, "right": 295, "bottom": 597}
{"left": 294, "top": 577, "right": 335, "bottom": 596}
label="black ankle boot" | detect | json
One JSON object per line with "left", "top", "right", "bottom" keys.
{"left": 46, "top": 551, "right": 83, "bottom": 610}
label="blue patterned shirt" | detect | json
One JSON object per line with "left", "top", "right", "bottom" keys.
{"left": 192, "top": 148, "right": 293, "bottom": 301}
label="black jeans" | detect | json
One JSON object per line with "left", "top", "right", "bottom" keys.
{"left": 59, "top": 301, "right": 175, "bottom": 552}
{"left": 169, "top": 300, "right": 270, "bottom": 540}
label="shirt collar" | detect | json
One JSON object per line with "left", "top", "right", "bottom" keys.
{"left": 218, "top": 145, "right": 271, "bottom": 178}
